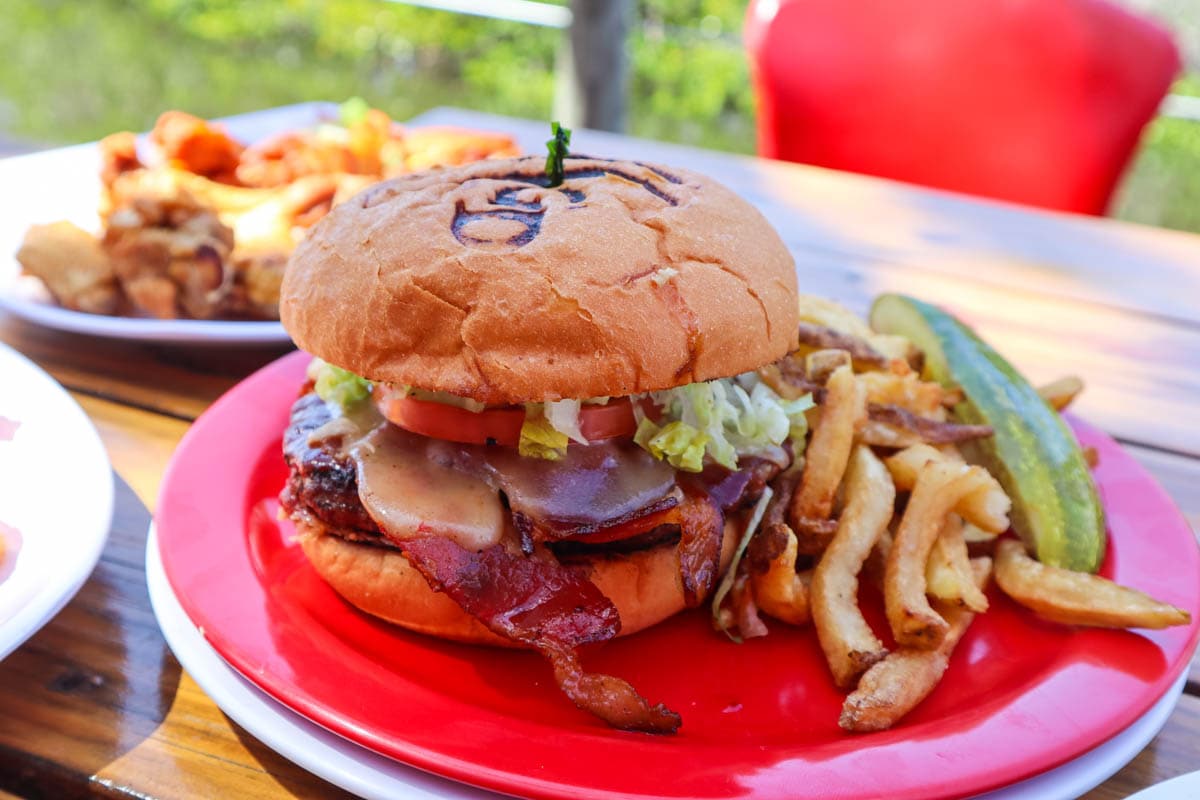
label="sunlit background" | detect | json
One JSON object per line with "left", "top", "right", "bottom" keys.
{"left": 0, "top": 0, "right": 1196, "bottom": 232}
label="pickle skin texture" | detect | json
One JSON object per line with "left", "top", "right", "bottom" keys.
{"left": 869, "top": 294, "right": 1106, "bottom": 573}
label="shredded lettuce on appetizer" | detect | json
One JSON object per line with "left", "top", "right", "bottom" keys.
{"left": 633, "top": 374, "right": 814, "bottom": 472}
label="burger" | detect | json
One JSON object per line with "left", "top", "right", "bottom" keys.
{"left": 277, "top": 152, "right": 804, "bottom": 733}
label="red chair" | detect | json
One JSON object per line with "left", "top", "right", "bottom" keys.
{"left": 744, "top": 0, "right": 1181, "bottom": 215}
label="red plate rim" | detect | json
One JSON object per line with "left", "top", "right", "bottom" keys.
{"left": 156, "top": 350, "right": 1200, "bottom": 800}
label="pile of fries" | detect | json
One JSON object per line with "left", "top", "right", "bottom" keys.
{"left": 718, "top": 295, "right": 1191, "bottom": 732}
{"left": 16, "top": 106, "right": 519, "bottom": 321}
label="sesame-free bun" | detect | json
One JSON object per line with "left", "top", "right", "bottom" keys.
{"left": 297, "top": 517, "right": 739, "bottom": 648}
{"left": 281, "top": 156, "right": 798, "bottom": 405}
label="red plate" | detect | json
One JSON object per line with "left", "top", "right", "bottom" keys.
{"left": 157, "top": 351, "right": 1200, "bottom": 800}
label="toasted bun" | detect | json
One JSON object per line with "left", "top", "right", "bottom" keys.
{"left": 281, "top": 156, "right": 798, "bottom": 405}
{"left": 298, "top": 518, "right": 739, "bottom": 647}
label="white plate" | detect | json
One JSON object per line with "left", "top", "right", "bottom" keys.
{"left": 145, "top": 526, "right": 493, "bottom": 800}
{"left": 1128, "top": 771, "right": 1200, "bottom": 800}
{"left": 145, "top": 525, "right": 1185, "bottom": 800}
{"left": 0, "top": 343, "right": 113, "bottom": 658}
{"left": 0, "top": 104, "right": 340, "bottom": 345}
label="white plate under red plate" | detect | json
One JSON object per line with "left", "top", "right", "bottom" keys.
{"left": 144, "top": 526, "right": 1187, "bottom": 800}
{"left": 0, "top": 342, "right": 113, "bottom": 659}
{"left": 155, "top": 350, "right": 1200, "bottom": 800}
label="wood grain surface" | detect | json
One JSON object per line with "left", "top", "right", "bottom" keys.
{"left": 1, "top": 105, "right": 1197, "bottom": 799}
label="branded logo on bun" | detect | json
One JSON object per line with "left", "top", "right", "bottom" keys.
{"left": 277, "top": 132, "right": 803, "bottom": 732}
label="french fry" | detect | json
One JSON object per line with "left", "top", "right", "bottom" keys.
{"left": 790, "top": 364, "right": 867, "bottom": 541}
{"left": 858, "top": 371, "right": 945, "bottom": 417}
{"left": 797, "top": 323, "right": 888, "bottom": 371}
{"left": 885, "top": 445, "right": 1011, "bottom": 534}
{"left": 994, "top": 539, "right": 1191, "bottom": 629}
{"left": 811, "top": 446, "right": 896, "bottom": 687}
{"left": 841, "top": 558, "right": 992, "bottom": 732}
{"left": 885, "top": 443, "right": 941, "bottom": 487}
{"left": 756, "top": 363, "right": 813, "bottom": 401}
{"left": 751, "top": 525, "right": 813, "bottom": 625}
{"left": 798, "top": 294, "right": 876, "bottom": 340}
{"left": 885, "top": 460, "right": 996, "bottom": 647}
{"left": 925, "top": 515, "right": 988, "bottom": 612}
{"left": 805, "top": 348, "right": 852, "bottom": 385}
{"left": 863, "top": 529, "right": 893, "bottom": 593}
{"left": 1036, "top": 375, "right": 1085, "bottom": 412}
{"left": 797, "top": 294, "right": 912, "bottom": 363}
{"left": 955, "top": 479, "right": 1011, "bottom": 534}
{"left": 961, "top": 520, "right": 999, "bottom": 543}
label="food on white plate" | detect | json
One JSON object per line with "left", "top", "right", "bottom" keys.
{"left": 15, "top": 102, "right": 520, "bottom": 321}
{"left": 274, "top": 125, "right": 1191, "bottom": 734}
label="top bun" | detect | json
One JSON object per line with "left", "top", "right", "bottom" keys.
{"left": 281, "top": 155, "right": 798, "bottom": 404}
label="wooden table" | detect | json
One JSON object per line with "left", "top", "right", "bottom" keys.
{"left": 1, "top": 105, "right": 1198, "bottom": 799}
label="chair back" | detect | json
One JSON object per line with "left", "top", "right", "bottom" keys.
{"left": 745, "top": 0, "right": 1181, "bottom": 214}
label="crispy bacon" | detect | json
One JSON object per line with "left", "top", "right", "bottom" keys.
{"left": 674, "top": 458, "right": 787, "bottom": 607}
{"left": 426, "top": 437, "right": 679, "bottom": 542}
{"left": 399, "top": 536, "right": 680, "bottom": 733}
{"left": 867, "top": 403, "right": 994, "bottom": 444}
{"left": 796, "top": 322, "right": 889, "bottom": 369}
{"left": 677, "top": 485, "right": 724, "bottom": 607}
{"left": 547, "top": 646, "right": 681, "bottom": 733}
{"left": 759, "top": 358, "right": 826, "bottom": 403}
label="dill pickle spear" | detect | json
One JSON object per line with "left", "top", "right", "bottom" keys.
{"left": 869, "top": 294, "right": 1106, "bottom": 573}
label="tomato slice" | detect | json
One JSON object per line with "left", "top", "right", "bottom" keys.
{"left": 375, "top": 389, "right": 637, "bottom": 446}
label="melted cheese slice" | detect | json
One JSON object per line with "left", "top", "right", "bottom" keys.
{"left": 353, "top": 425, "right": 505, "bottom": 551}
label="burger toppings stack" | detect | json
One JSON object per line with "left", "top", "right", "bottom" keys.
{"left": 277, "top": 127, "right": 806, "bottom": 733}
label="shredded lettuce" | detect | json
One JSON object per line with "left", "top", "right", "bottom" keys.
{"left": 519, "top": 406, "right": 569, "bottom": 460}
{"left": 711, "top": 485, "right": 774, "bottom": 642}
{"left": 313, "top": 361, "right": 371, "bottom": 410}
{"left": 635, "top": 419, "right": 709, "bottom": 472}
{"left": 635, "top": 374, "right": 814, "bottom": 472}
{"left": 405, "top": 387, "right": 486, "bottom": 412}
{"left": 544, "top": 398, "right": 587, "bottom": 444}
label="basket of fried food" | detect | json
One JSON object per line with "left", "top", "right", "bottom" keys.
{"left": 711, "top": 292, "right": 1192, "bottom": 732}
{"left": 15, "top": 103, "right": 519, "bottom": 321}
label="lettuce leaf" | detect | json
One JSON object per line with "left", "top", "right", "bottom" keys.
{"left": 711, "top": 485, "right": 774, "bottom": 642}
{"left": 313, "top": 361, "right": 371, "bottom": 409}
{"left": 638, "top": 374, "right": 814, "bottom": 472}
{"left": 519, "top": 407, "right": 569, "bottom": 459}
{"left": 544, "top": 398, "right": 587, "bottom": 444}
{"left": 635, "top": 419, "right": 710, "bottom": 472}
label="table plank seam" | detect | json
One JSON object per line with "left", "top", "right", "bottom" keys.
{"left": 805, "top": 247, "right": 1200, "bottom": 335}
{"left": 1112, "top": 437, "right": 1200, "bottom": 463}
{"left": 62, "top": 385, "right": 198, "bottom": 424}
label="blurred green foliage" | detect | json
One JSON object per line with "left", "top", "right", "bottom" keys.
{"left": 1114, "top": 75, "right": 1200, "bottom": 233}
{"left": 0, "top": 0, "right": 1197, "bottom": 233}
{"left": 0, "top": 0, "right": 752, "bottom": 151}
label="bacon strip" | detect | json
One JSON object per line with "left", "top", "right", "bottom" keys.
{"left": 796, "top": 322, "right": 889, "bottom": 368}
{"left": 677, "top": 485, "right": 724, "bottom": 608}
{"left": 547, "top": 646, "right": 680, "bottom": 733}
{"left": 867, "top": 403, "right": 993, "bottom": 444}
{"left": 398, "top": 536, "right": 681, "bottom": 733}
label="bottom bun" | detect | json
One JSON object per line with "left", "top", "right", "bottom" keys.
{"left": 298, "top": 517, "right": 740, "bottom": 648}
